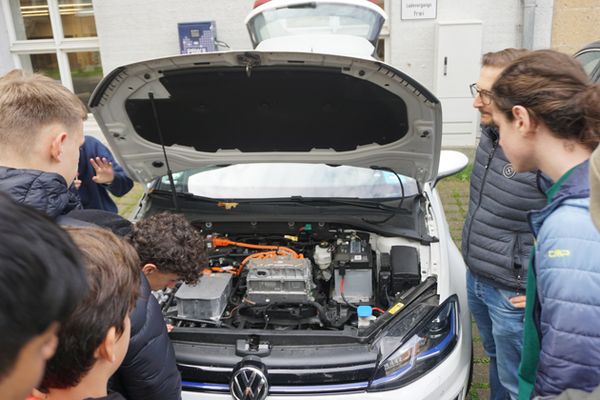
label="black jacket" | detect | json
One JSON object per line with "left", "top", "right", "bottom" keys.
{"left": 0, "top": 167, "right": 181, "bottom": 399}
{"left": 84, "top": 391, "right": 127, "bottom": 400}
{"left": 461, "top": 125, "right": 547, "bottom": 291}
{"left": 109, "top": 273, "right": 182, "bottom": 400}
{"left": 0, "top": 166, "right": 81, "bottom": 218}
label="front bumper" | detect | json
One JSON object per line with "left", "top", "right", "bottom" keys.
{"left": 181, "top": 326, "right": 470, "bottom": 400}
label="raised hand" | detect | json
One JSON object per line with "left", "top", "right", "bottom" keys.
{"left": 90, "top": 157, "right": 115, "bottom": 185}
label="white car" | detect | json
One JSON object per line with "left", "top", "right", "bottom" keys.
{"left": 90, "top": 1, "right": 471, "bottom": 399}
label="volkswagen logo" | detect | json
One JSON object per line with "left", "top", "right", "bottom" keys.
{"left": 231, "top": 365, "right": 269, "bottom": 400}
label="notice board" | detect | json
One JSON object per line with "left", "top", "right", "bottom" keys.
{"left": 401, "top": 0, "right": 437, "bottom": 20}
{"left": 178, "top": 21, "right": 217, "bottom": 54}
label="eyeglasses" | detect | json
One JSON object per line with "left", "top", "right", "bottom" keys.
{"left": 469, "top": 83, "right": 493, "bottom": 105}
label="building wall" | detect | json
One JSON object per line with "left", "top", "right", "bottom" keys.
{"left": 387, "top": 0, "right": 554, "bottom": 92}
{"left": 2, "top": 0, "right": 557, "bottom": 146}
{"left": 92, "top": 0, "right": 556, "bottom": 87}
{"left": 92, "top": 0, "right": 255, "bottom": 73}
{"left": 0, "top": 4, "right": 15, "bottom": 75}
{"left": 552, "top": 0, "right": 600, "bottom": 55}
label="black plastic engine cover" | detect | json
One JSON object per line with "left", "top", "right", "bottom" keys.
{"left": 390, "top": 245, "right": 421, "bottom": 295}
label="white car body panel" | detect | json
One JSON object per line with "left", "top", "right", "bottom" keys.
{"left": 91, "top": 1, "right": 472, "bottom": 398}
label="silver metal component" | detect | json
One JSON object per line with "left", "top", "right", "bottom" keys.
{"left": 175, "top": 273, "right": 232, "bottom": 320}
{"left": 246, "top": 256, "right": 314, "bottom": 303}
{"left": 231, "top": 365, "right": 269, "bottom": 400}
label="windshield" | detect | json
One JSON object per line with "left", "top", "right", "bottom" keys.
{"left": 247, "top": 3, "right": 385, "bottom": 46}
{"left": 157, "top": 163, "right": 418, "bottom": 199}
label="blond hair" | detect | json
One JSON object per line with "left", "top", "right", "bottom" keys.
{"left": 0, "top": 69, "right": 87, "bottom": 156}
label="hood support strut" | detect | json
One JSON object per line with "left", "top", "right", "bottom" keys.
{"left": 148, "top": 92, "right": 180, "bottom": 212}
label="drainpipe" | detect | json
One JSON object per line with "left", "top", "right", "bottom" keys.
{"left": 522, "top": 0, "right": 537, "bottom": 49}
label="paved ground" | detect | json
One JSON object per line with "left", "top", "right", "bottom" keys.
{"left": 113, "top": 147, "right": 489, "bottom": 398}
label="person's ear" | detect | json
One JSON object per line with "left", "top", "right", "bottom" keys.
{"left": 512, "top": 106, "right": 537, "bottom": 136}
{"left": 141, "top": 263, "right": 157, "bottom": 276}
{"left": 39, "top": 322, "right": 60, "bottom": 361}
{"left": 49, "top": 132, "right": 68, "bottom": 162}
{"left": 95, "top": 326, "right": 117, "bottom": 363}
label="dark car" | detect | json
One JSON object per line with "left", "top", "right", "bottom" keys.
{"left": 575, "top": 40, "right": 600, "bottom": 82}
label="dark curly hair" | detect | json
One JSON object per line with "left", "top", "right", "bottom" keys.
{"left": 128, "top": 212, "right": 207, "bottom": 284}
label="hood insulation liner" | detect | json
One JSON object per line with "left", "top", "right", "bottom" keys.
{"left": 125, "top": 66, "right": 408, "bottom": 153}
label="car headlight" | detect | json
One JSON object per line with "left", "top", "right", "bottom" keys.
{"left": 368, "top": 296, "right": 459, "bottom": 391}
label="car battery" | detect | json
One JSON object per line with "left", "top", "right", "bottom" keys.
{"left": 332, "top": 235, "right": 373, "bottom": 303}
{"left": 175, "top": 273, "right": 232, "bottom": 320}
{"left": 332, "top": 269, "right": 372, "bottom": 304}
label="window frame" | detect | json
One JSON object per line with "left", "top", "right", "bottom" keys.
{"left": 378, "top": 0, "right": 390, "bottom": 63}
{"left": 575, "top": 48, "right": 600, "bottom": 83}
{"left": 1, "top": 0, "right": 100, "bottom": 92}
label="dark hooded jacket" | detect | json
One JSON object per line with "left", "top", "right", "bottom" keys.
{"left": 0, "top": 167, "right": 81, "bottom": 218}
{"left": 109, "top": 273, "right": 182, "bottom": 400}
{"left": 0, "top": 166, "right": 181, "bottom": 399}
{"left": 72, "top": 210, "right": 182, "bottom": 400}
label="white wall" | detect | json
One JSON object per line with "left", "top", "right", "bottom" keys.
{"left": 92, "top": 0, "right": 255, "bottom": 73}
{"left": 387, "top": 0, "right": 553, "bottom": 92}
{"left": 84, "top": 0, "right": 555, "bottom": 147}
{"left": 532, "top": 0, "right": 554, "bottom": 49}
{"left": 0, "top": 4, "right": 15, "bottom": 75}
{"left": 92, "top": 0, "right": 556, "bottom": 91}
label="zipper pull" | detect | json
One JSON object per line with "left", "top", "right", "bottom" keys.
{"left": 484, "top": 140, "right": 499, "bottom": 170}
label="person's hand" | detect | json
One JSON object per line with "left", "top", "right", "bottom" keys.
{"left": 73, "top": 174, "right": 82, "bottom": 189}
{"left": 90, "top": 157, "right": 115, "bottom": 185}
{"left": 509, "top": 295, "right": 526, "bottom": 308}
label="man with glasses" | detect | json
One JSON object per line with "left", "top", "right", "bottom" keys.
{"left": 462, "top": 49, "right": 546, "bottom": 400}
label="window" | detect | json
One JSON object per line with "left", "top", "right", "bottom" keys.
{"left": 3, "top": 0, "right": 102, "bottom": 106}
{"left": 575, "top": 49, "right": 600, "bottom": 78}
{"left": 158, "top": 164, "right": 419, "bottom": 200}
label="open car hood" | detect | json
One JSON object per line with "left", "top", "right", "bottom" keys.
{"left": 90, "top": 51, "right": 441, "bottom": 185}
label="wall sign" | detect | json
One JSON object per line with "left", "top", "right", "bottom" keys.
{"left": 178, "top": 21, "right": 217, "bottom": 54}
{"left": 401, "top": 0, "right": 437, "bottom": 20}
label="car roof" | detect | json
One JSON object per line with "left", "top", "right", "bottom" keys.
{"left": 575, "top": 40, "right": 600, "bottom": 54}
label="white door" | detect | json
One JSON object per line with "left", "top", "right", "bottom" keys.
{"left": 434, "top": 21, "right": 482, "bottom": 147}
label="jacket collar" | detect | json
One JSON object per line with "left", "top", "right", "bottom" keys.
{"left": 529, "top": 160, "right": 590, "bottom": 236}
{"left": 0, "top": 166, "right": 81, "bottom": 219}
{"left": 480, "top": 124, "right": 499, "bottom": 142}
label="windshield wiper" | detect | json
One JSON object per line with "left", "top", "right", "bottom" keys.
{"left": 237, "top": 196, "right": 411, "bottom": 213}
{"left": 151, "top": 190, "right": 412, "bottom": 214}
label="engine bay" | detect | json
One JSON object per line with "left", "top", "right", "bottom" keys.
{"left": 161, "top": 223, "right": 427, "bottom": 332}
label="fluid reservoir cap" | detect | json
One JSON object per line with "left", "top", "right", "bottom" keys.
{"left": 357, "top": 305, "right": 373, "bottom": 318}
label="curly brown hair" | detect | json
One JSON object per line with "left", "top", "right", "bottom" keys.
{"left": 128, "top": 212, "right": 207, "bottom": 284}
